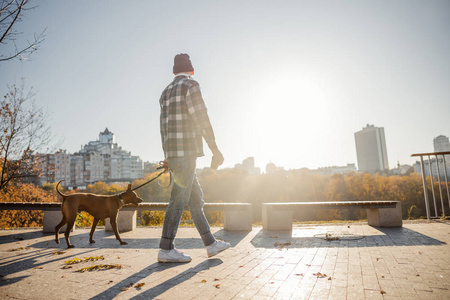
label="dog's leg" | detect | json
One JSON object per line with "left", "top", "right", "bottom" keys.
{"left": 110, "top": 214, "right": 127, "bottom": 245}
{"left": 64, "top": 215, "right": 76, "bottom": 248}
{"left": 55, "top": 215, "right": 68, "bottom": 244}
{"left": 89, "top": 218, "right": 100, "bottom": 244}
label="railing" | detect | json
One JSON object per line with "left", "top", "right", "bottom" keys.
{"left": 411, "top": 151, "right": 450, "bottom": 219}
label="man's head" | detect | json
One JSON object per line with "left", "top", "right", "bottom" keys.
{"left": 173, "top": 53, "right": 194, "bottom": 75}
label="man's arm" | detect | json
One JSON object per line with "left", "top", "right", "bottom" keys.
{"left": 185, "top": 81, "right": 224, "bottom": 168}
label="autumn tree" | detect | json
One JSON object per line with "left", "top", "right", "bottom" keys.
{"left": 0, "top": 182, "right": 56, "bottom": 228}
{"left": 0, "top": 0, "right": 45, "bottom": 62}
{"left": 0, "top": 80, "right": 52, "bottom": 191}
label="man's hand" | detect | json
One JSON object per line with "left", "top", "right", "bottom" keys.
{"left": 211, "top": 149, "right": 224, "bottom": 170}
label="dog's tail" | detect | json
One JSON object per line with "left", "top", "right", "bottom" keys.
{"left": 56, "top": 180, "right": 67, "bottom": 198}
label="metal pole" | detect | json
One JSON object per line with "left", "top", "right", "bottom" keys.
{"left": 427, "top": 155, "right": 438, "bottom": 217}
{"left": 420, "top": 156, "right": 431, "bottom": 220}
{"left": 435, "top": 155, "right": 445, "bottom": 217}
{"left": 443, "top": 155, "right": 450, "bottom": 212}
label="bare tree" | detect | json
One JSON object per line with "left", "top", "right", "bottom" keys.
{"left": 0, "top": 0, "right": 45, "bottom": 62}
{"left": 0, "top": 80, "right": 52, "bottom": 191}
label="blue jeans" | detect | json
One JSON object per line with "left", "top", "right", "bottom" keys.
{"left": 159, "top": 156, "right": 216, "bottom": 250}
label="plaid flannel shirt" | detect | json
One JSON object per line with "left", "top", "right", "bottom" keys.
{"left": 160, "top": 75, "right": 218, "bottom": 158}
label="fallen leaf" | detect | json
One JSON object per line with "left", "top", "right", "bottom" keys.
{"left": 214, "top": 278, "right": 220, "bottom": 281}
{"left": 201, "top": 279, "right": 207, "bottom": 283}
{"left": 294, "top": 273, "right": 303, "bottom": 276}
{"left": 418, "top": 251, "right": 421, "bottom": 254}
{"left": 53, "top": 251, "right": 66, "bottom": 255}
{"left": 214, "top": 284, "right": 221, "bottom": 288}
{"left": 239, "top": 266, "right": 243, "bottom": 268}
{"left": 313, "top": 272, "right": 327, "bottom": 278}
{"left": 76, "top": 264, "right": 122, "bottom": 272}
{"left": 61, "top": 275, "right": 66, "bottom": 278}
{"left": 135, "top": 283, "right": 145, "bottom": 289}
{"left": 8, "top": 247, "right": 24, "bottom": 252}
{"left": 61, "top": 266, "right": 73, "bottom": 269}
{"left": 274, "top": 242, "right": 291, "bottom": 248}
{"left": 33, "top": 267, "right": 43, "bottom": 269}
{"left": 120, "top": 282, "right": 134, "bottom": 291}
{"left": 328, "top": 277, "right": 332, "bottom": 280}
{"left": 270, "top": 236, "right": 278, "bottom": 238}
{"left": 380, "top": 290, "right": 386, "bottom": 294}
{"left": 117, "top": 257, "right": 121, "bottom": 259}
{"left": 108, "top": 280, "right": 114, "bottom": 284}
{"left": 65, "top": 256, "right": 104, "bottom": 265}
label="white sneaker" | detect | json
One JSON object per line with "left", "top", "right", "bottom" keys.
{"left": 158, "top": 248, "right": 192, "bottom": 263}
{"left": 206, "top": 240, "right": 231, "bottom": 257}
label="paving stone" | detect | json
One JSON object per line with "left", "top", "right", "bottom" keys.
{"left": 1, "top": 221, "right": 449, "bottom": 299}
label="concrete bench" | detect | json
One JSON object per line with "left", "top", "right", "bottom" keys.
{"left": 0, "top": 202, "right": 69, "bottom": 233}
{"left": 0, "top": 202, "right": 253, "bottom": 233}
{"left": 262, "top": 201, "right": 402, "bottom": 230}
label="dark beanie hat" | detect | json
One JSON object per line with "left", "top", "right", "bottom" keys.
{"left": 173, "top": 53, "right": 194, "bottom": 73}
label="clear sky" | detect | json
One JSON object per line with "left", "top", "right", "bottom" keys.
{"left": 1, "top": 0, "right": 449, "bottom": 171}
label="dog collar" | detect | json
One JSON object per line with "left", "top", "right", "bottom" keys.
{"left": 117, "top": 194, "right": 125, "bottom": 206}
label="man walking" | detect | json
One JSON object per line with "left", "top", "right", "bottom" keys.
{"left": 158, "top": 53, "right": 231, "bottom": 263}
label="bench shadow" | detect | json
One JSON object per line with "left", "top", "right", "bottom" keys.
{"left": 91, "top": 259, "right": 223, "bottom": 300}
{"left": 0, "top": 227, "right": 251, "bottom": 252}
{"left": 250, "top": 226, "right": 446, "bottom": 248}
{"left": 0, "top": 248, "right": 98, "bottom": 287}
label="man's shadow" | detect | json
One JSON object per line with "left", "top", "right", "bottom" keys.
{"left": 91, "top": 258, "right": 223, "bottom": 300}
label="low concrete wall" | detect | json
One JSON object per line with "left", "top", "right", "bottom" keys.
{"left": 262, "top": 205, "right": 293, "bottom": 231}
{"left": 43, "top": 211, "right": 71, "bottom": 233}
{"left": 105, "top": 210, "right": 137, "bottom": 232}
{"left": 367, "top": 201, "right": 403, "bottom": 227}
{"left": 223, "top": 207, "right": 253, "bottom": 231}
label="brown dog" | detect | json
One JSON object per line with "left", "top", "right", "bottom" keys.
{"left": 55, "top": 180, "right": 143, "bottom": 248}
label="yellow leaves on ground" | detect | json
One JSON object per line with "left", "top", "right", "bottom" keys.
{"left": 76, "top": 264, "right": 122, "bottom": 273}
{"left": 64, "top": 256, "right": 104, "bottom": 265}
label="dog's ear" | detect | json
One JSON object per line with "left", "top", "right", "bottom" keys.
{"left": 127, "top": 184, "right": 131, "bottom": 191}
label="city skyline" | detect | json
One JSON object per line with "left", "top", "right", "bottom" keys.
{"left": 45, "top": 126, "right": 449, "bottom": 174}
{"left": 1, "top": 1, "right": 449, "bottom": 171}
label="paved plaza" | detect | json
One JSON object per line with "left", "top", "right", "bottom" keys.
{"left": 0, "top": 221, "right": 449, "bottom": 299}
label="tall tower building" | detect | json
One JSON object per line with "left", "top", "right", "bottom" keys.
{"left": 433, "top": 135, "right": 450, "bottom": 152}
{"left": 354, "top": 124, "right": 389, "bottom": 173}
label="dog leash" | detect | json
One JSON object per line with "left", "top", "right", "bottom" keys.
{"left": 131, "top": 161, "right": 172, "bottom": 191}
